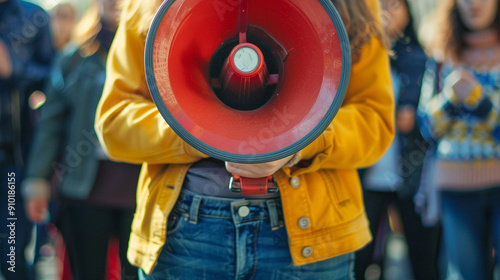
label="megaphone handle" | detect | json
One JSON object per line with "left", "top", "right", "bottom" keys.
{"left": 239, "top": 0, "right": 248, "bottom": 43}
{"left": 229, "top": 175, "right": 278, "bottom": 195}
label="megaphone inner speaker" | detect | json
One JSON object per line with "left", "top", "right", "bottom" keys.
{"left": 208, "top": 27, "right": 284, "bottom": 111}
{"left": 145, "top": 0, "right": 351, "bottom": 163}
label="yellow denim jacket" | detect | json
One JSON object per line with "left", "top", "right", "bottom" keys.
{"left": 95, "top": 0, "right": 394, "bottom": 275}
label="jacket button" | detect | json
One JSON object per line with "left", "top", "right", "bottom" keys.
{"left": 238, "top": 206, "right": 250, "bottom": 217}
{"left": 298, "top": 217, "right": 310, "bottom": 229}
{"left": 289, "top": 177, "right": 300, "bottom": 188}
{"left": 301, "top": 246, "right": 313, "bottom": 258}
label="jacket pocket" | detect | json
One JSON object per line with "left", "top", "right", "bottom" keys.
{"left": 318, "top": 170, "right": 350, "bottom": 207}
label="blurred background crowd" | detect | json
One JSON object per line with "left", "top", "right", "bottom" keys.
{"left": 0, "top": 0, "right": 499, "bottom": 279}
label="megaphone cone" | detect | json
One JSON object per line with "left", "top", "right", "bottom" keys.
{"left": 145, "top": 0, "right": 350, "bottom": 164}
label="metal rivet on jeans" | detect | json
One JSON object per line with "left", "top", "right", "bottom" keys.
{"left": 301, "top": 246, "right": 313, "bottom": 258}
{"left": 238, "top": 206, "right": 250, "bottom": 217}
{"left": 289, "top": 177, "right": 300, "bottom": 188}
{"left": 298, "top": 217, "right": 310, "bottom": 229}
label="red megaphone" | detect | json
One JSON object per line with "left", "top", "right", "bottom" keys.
{"left": 145, "top": 0, "right": 350, "bottom": 194}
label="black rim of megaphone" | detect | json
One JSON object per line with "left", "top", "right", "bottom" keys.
{"left": 145, "top": 0, "right": 351, "bottom": 164}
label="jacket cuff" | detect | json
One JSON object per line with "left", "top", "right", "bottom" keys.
{"left": 444, "top": 84, "right": 483, "bottom": 108}
{"left": 184, "top": 142, "right": 209, "bottom": 159}
{"left": 21, "top": 178, "right": 51, "bottom": 200}
{"left": 299, "top": 135, "right": 325, "bottom": 161}
{"left": 283, "top": 152, "right": 302, "bottom": 168}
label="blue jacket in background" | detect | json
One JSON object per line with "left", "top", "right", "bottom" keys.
{"left": 362, "top": 21, "right": 429, "bottom": 198}
{"left": 0, "top": 0, "right": 55, "bottom": 168}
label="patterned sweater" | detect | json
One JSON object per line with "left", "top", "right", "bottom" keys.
{"left": 419, "top": 61, "right": 500, "bottom": 190}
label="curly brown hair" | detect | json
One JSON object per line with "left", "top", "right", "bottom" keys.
{"left": 431, "top": 0, "right": 500, "bottom": 61}
{"left": 132, "top": 0, "right": 388, "bottom": 63}
{"left": 332, "top": 0, "right": 389, "bottom": 62}
{"left": 71, "top": 1, "right": 103, "bottom": 56}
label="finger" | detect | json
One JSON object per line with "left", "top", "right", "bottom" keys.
{"left": 225, "top": 162, "right": 262, "bottom": 178}
{"left": 34, "top": 208, "right": 48, "bottom": 224}
{"left": 26, "top": 201, "right": 48, "bottom": 223}
{"left": 28, "top": 210, "right": 44, "bottom": 224}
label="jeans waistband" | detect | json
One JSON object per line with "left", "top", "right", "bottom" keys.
{"left": 174, "top": 189, "right": 284, "bottom": 230}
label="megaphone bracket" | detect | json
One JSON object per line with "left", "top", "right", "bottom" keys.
{"left": 229, "top": 175, "right": 278, "bottom": 195}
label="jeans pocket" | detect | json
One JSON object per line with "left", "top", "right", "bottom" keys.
{"left": 166, "top": 209, "right": 186, "bottom": 235}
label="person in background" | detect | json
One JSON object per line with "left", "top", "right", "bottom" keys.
{"left": 0, "top": 0, "right": 54, "bottom": 279}
{"left": 50, "top": 2, "right": 77, "bottom": 53}
{"left": 28, "top": 2, "right": 77, "bottom": 113}
{"left": 417, "top": 0, "right": 500, "bottom": 278}
{"left": 48, "top": 2, "right": 78, "bottom": 90}
{"left": 95, "top": 0, "right": 394, "bottom": 279}
{"left": 27, "top": 2, "right": 78, "bottom": 276}
{"left": 21, "top": 0, "right": 141, "bottom": 279}
{"left": 354, "top": 0, "right": 442, "bottom": 279}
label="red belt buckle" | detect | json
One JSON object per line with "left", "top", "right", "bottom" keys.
{"left": 229, "top": 175, "right": 279, "bottom": 195}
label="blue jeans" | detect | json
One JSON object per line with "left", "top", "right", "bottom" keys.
{"left": 139, "top": 189, "right": 354, "bottom": 280}
{"left": 441, "top": 186, "right": 500, "bottom": 280}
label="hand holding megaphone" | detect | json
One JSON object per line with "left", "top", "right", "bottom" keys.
{"left": 225, "top": 153, "right": 295, "bottom": 178}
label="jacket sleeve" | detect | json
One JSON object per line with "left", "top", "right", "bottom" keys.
{"left": 291, "top": 36, "right": 395, "bottom": 174}
{"left": 94, "top": 2, "right": 207, "bottom": 165}
{"left": 417, "top": 61, "right": 455, "bottom": 140}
